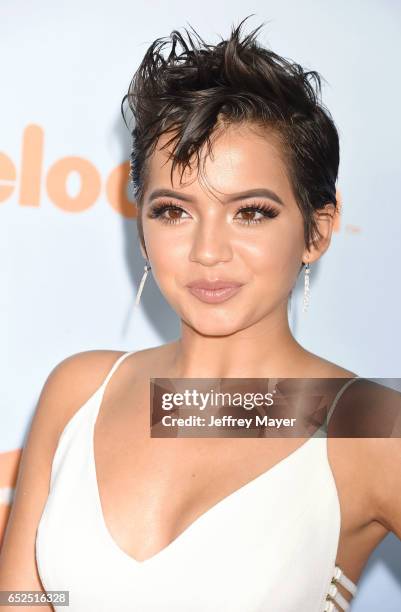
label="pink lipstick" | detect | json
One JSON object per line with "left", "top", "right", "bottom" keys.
{"left": 186, "top": 279, "right": 244, "bottom": 304}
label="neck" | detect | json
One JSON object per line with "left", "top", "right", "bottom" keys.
{"left": 167, "top": 305, "right": 311, "bottom": 378}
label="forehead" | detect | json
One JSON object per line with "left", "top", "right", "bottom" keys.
{"left": 144, "top": 123, "right": 294, "bottom": 203}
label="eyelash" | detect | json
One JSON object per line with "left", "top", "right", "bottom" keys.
{"left": 147, "top": 201, "right": 280, "bottom": 225}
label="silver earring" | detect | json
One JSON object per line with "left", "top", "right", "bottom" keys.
{"left": 302, "top": 261, "right": 311, "bottom": 313}
{"left": 135, "top": 262, "right": 151, "bottom": 306}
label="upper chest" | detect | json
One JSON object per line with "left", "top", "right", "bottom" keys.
{"left": 92, "top": 381, "right": 370, "bottom": 563}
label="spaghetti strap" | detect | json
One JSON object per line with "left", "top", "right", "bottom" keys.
{"left": 326, "top": 377, "right": 361, "bottom": 425}
{"left": 98, "top": 350, "right": 137, "bottom": 397}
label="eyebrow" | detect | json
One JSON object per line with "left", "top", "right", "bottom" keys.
{"left": 147, "top": 188, "right": 285, "bottom": 206}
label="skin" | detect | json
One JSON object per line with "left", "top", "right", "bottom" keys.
{"left": 0, "top": 121, "right": 400, "bottom": 610}
{"left": 131, "top": 122, "right": 399, "bottom": 597}
{"left": 140, "top": 123, "right": 336, "bottom": 378}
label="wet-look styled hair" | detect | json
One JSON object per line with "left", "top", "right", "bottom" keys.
{"left": 121, "top": 14, "right": 340, "bottom": 260}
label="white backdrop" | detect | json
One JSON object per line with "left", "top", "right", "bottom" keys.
{"left": 1, "top": 1, "right": 400, "bottom": 608}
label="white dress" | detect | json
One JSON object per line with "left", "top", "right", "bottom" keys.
{"left": 35, "top": 351, "right": 358, "bottom": 611}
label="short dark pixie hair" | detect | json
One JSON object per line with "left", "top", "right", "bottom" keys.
{"left": 121, "top": 15, "right": 340, "bottom": 262}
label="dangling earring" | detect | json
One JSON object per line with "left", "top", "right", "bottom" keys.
{"left": 135, "top": 262, "right": 151, "bottom": 306}
{"left": 302, "top": 261, "right": 311, "bottom": 313}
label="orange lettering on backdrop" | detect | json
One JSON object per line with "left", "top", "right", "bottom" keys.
{"left": 46, "top": 157, "right": 101, "bottom": 211}
{"left": 0, "top": 153, "right": 16, "bottom": 203}
{"left": 3, "top": 124, "right": 344, "bottom": 225}
{"left": 106, "top": 161, "right": 138, "bottom": 218}
{"left": 19, "top": 124, "right": 44, "bottom": 207}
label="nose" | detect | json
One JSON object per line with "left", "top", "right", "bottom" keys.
{"left": 189, "top": 215, "right": 233, "bottom": 266}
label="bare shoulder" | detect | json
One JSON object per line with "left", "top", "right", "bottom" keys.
{"left": 42, "top": 349, "right": 130, "bottom": 431}
{"left": 59, "top": 344, "right": 174, "bottom": 411}
{"left": 301, "top": 351, "right": 357, "bottom": 378}
{"left": 0, "top": 349, "right": 127, "bottom": 596}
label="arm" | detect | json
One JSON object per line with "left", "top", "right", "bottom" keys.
{"left": 370, "top": 437, "right": 401, "bottom": 539}
{"left": 367, "top": 385, "right": 401, "bottom": 538}
{"left": 0, "top": 350, "right": 124, "bottom": 610}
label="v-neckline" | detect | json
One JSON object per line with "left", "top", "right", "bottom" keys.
{"left": 90, "top": 408, "right": 319, "bottom": 568}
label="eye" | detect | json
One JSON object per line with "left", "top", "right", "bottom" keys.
{"left": 147, "top": 202, "right": 190, "bottom": 225}
{"left": 147, "top": 200, "right": 280, "bottom": 226}
{"left": 234, "top": 202, "right": 280, "bottom": 225}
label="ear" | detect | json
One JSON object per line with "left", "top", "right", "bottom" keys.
{"left": 302, "top": 203, "right": 336, "bottom": 265}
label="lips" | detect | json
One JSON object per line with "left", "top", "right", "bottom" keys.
{"left": 186, "top": 279, "right": 244, "bottom": 304}
{"left": 186, "top": 279, "right": 243, "bottom": 290}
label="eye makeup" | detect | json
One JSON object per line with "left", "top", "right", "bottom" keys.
{"left": 146, "top": 200, "right": 280, "bottom": 225}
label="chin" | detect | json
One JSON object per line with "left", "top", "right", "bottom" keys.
{"left": 183, "top": 311, "right": 247, "bottom": 337}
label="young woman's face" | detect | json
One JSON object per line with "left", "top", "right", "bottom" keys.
{"left": 140, "top": 123, "right": 309, "bottom": 336}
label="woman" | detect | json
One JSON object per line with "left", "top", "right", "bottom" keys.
{"left": 1, "top": 15, "right": 400, "bottom": 612}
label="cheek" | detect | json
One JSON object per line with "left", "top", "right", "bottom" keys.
{"left": 240, "top": 219, "right": 304, "bottom": 276}
{"left": 142, "top": 223, "right": 186, "bottom": 289}
{"left": 143, "top": 213, "right": 304, "bottom": 299}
